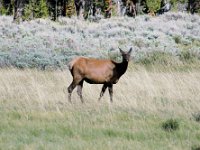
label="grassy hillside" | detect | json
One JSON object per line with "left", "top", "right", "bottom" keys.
{"left": 0, "top": 12, "right": 200, "bottom": 69}
{"left": 0, "top": 68, "right": 200, "bottom": 150}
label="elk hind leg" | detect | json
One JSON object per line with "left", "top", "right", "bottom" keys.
{"left": 77, "top": 80, "right": 84, "bottom": 103}
{"left": 68, "top": 81, "right": 76, "bottom": 103}
{"left": 68, "top": 77, "right": 82, "bottom": 103}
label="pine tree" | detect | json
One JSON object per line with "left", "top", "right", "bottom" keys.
{"left": 36, "top": 0, "right": 48, "bottom": 18}
{"left": 146, "top": 0, "right": 160, "bottom": 14}
{"left": 23, "top": 0, "right": 34, "bottom": 20}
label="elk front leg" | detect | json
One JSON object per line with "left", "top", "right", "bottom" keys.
{"left": 98, "top": 84, "right": 108, "bottom": 101}
{"left": 108, "top": 84, "right": 113, "bottom": 102}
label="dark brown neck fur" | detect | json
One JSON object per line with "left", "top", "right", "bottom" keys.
{"left": 113, "top": 59, "right": 128, "bottom": 78}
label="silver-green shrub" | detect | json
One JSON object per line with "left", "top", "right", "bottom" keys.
{"left": 0, "top": 12, "right": 200, "bottom": 69}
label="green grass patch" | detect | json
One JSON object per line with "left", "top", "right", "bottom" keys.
{"left": 0, "top": 110, "right": 200, "bottom": 150}
{"left": 134, "top": 51, "right": 200, "bottom": 72}
{"left": 137, "top": 51, "right": 178, "bottom": 66}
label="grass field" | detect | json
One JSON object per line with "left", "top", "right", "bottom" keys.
{"left": 0, "top": 66, "right": 200, "bottom": 150}
{"left": 0, "top": 11, "right": 200, "bottom": 150}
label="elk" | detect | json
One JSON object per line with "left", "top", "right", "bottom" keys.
{"left": 67, "top": 47, "right": 132, "bottom": 103}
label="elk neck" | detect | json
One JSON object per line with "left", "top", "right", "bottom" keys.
{"left": 115, "top": 58, "right": 129, "bottom": 77}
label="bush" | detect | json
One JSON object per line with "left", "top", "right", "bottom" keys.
{"left": 0, "top": 12, "right": 200, "bottom": 70}
{"left": 173, "top": 35, "right": 181, "bottom": 44}
{"left": 192, "top": 146, "right": 200, "bottom": 150}
{"left": 193, "top": 112, "right": 200, "bottom": 122}
{"left": 0, "top": 50, "right": 70, "bottom": 70}
{"left": 179, "top": 49, "right": 200, "bottom": 63}
{"left": 162, "top": 119, "right": 179, "bottom": 132}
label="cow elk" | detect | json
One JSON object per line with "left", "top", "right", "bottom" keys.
{"left": 67, "top": 47, "right": 132, "bottom": 103}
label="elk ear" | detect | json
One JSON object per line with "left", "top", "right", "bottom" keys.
{"left": 128, "top": 48, "right": 132, "bottom": 54}
{"left": 119, "top": 47, "right": 124, "bottom": 54}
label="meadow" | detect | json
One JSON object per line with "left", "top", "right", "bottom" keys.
{"left": 0, "top": 12, "right": 200, "bottom": 150}
{"left": 0, "top": 67, "right": 200, "bottom": 150}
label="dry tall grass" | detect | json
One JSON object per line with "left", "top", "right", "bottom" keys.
{"left": 0, "top": 67, "right": 199, "bottom": 118}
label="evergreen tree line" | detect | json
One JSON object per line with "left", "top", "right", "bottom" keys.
{"left": 0, "top": 0, "right": 199, "bottom": 22}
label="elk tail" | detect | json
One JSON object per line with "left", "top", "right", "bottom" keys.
{"left": 68, "top": 57, "right": 80, "bottom": 71}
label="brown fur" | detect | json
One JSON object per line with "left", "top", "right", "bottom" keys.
{"left": 67, "top": 48, "right": 132, "bottom": 103}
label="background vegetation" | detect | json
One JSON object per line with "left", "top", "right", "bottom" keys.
{"left": 0, "top": 1, "right": 200, "bottom": 150}
{"left": 0, "top": 12, "right": 199, "bottom": 70}
{"left": 0, "top": 0, "right": 199, "bottom": 21}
